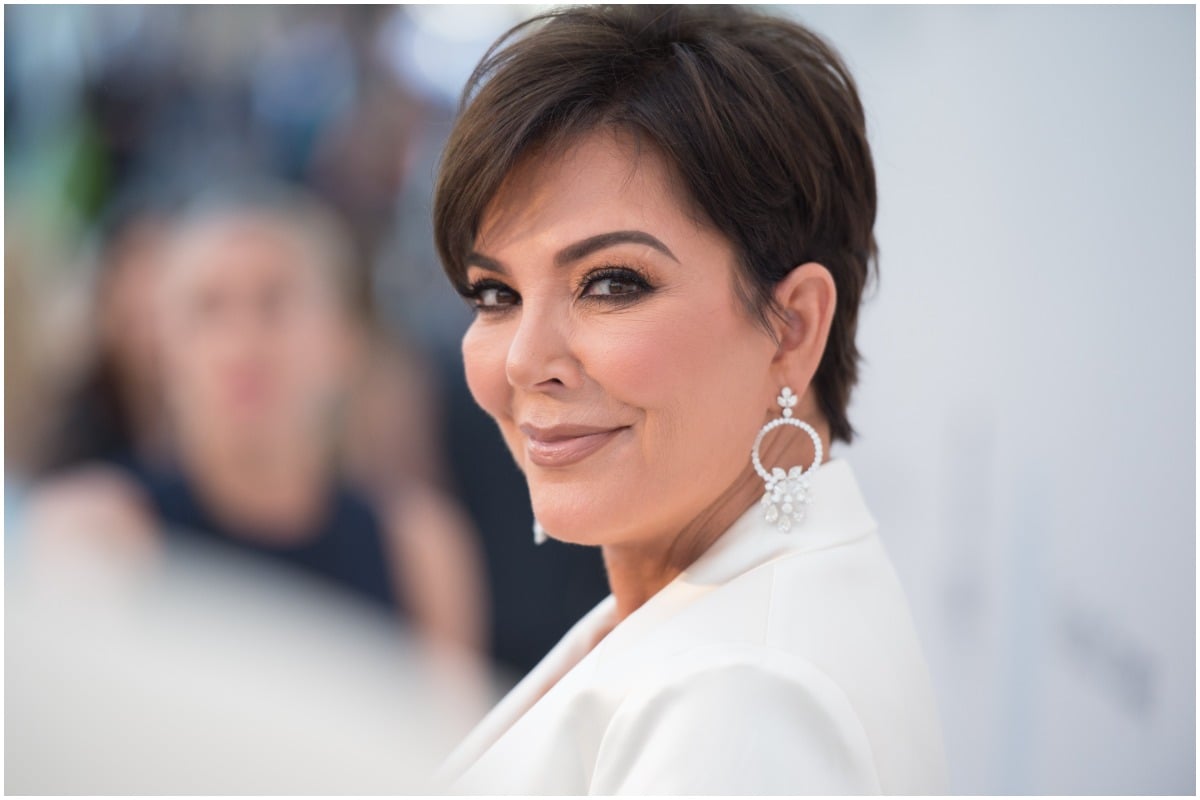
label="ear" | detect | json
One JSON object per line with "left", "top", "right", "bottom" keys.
{"left": 769, "top": 262, "right": 837, "bottom": 398}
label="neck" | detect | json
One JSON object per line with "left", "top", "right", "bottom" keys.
{"left": 600, "top": 406, "right": 831, "bottom": 625}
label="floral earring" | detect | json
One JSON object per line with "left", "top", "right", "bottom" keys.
{"left": 750, "top": 386, "right": 824, "bottom": 532}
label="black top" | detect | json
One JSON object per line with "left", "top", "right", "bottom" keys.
{"left": 116, "top": 456, "right": 403, "bottom": 616}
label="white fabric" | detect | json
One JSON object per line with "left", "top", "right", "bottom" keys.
{"left": 433, "top": 457, "right": 948, "bottom": 795}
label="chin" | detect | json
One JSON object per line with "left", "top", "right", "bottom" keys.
{"left": 527, "top": 483, "right": 628, "bottom": 546}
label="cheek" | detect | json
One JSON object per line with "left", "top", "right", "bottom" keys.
{"left": 160, "top": 329, "right": 217, "bottom": 415}
{"left": 585, "top": 299, "right": 771, "bottom": 482}
{"left": 462, "top": 318, "right": 516, "bottom": 426}
{"left": 288, "top": 312, "right": 347, "bottom": 390}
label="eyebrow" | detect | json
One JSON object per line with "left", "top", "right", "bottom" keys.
{"left": 465, "top": 229, "right": 679, "bottom": 275}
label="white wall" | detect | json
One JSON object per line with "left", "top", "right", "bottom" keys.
{"left": 780, "top": 5, "right": 1195, "bottom": 793}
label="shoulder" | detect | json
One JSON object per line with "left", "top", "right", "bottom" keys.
{"left": 21, "top": 463, "right": 160, "bottom": 561}
{"left": 591, "top": 643, "right": 881, "bottom": 795}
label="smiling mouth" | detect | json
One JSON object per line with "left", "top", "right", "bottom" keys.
{"left": 521, "top": 425, "right": 630, "bottom": 468}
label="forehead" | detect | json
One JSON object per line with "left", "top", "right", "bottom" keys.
{"left": 474, "top": 129, "right": 707, "bottom": 260}
{"left": 165, "top": 216, "right": 311, "bottom": 292}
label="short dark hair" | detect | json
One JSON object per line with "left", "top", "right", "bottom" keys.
{"left": 434, "top": 4, "right": 877, "bottom": 445}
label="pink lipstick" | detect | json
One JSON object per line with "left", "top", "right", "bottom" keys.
{"left": 520, "top": 423, "right": 629, "bottom": 468}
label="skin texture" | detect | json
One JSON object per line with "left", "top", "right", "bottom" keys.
{"left": 462, "top": 129, "right": 838, "bottom": 626}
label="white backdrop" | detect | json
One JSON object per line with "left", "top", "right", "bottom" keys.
{"left": 776, "top": 4, "right": 1195, "bottom": 794}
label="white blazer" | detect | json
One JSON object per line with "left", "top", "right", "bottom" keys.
{"left": 434, "top": 457, "right": 948, "bottom": 795}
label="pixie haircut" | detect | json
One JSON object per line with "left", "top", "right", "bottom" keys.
{"left": 434, "top": 4, "right": 877, "bottom": 445}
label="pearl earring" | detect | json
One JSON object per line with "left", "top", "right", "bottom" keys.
{"left": 750, "top": 386, "right": 823, "bottom": 532}
{"left": 533, "top": 518, "right": 548, "bottom": 545}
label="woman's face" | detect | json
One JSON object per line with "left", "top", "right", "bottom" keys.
{"left": 158, "top": 216, "right": 351, "bottom": 448}
{"left": 462, "top": 130, "right": 782, "bottom": 546}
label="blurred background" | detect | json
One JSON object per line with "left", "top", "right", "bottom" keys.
{"left": 3, "top": 3, "right": 1195, "bottom": 795}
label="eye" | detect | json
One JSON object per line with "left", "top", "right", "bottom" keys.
{"left": 463, "top": 279, "right": 519, "bottom": 311}
{"left": 580, "top": 267, "right": 653, "bottom": 299}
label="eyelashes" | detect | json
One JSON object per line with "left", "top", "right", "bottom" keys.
{"left": 460, "top": 264, "right": 655, "bottom": 313}
{"left": 576, "top": 265, "right": 654, "bottom": 299}
{"left": 460, "top": 278, "right": 516, "bottom": 311}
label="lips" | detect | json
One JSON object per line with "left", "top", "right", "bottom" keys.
{"left": 520, "top": 422, "right": 630, "bottom": 468}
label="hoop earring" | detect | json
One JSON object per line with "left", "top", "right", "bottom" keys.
{"left": 533, "top": 518, "right": 548, "bottom": 546}
{"left": 750, "top": 386, "right": 823, "bottom": 532}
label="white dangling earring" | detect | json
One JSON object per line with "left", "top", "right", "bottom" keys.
{"left": 750, "top": 386, "right": 824, "bottom": 532}
{"left": 533, "top": 518, "right": 548, "bottom": 545}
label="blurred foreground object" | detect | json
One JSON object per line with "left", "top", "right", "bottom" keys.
{"left": 6, "top": 531, "right": 495, "bottom": 794}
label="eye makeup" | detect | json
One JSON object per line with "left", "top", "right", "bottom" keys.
{"left": 460, "top": 278, "right": 518, "bottom": 311}
{"left": 576, "top": 264, "right": 655, "bottom": 300}
{"left": 461, "top": 262, "right": 658, "bottom": 313}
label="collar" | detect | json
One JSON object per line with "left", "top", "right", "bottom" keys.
{"left": 585, "top": 455, "right": 878, "bottom": 666}
{"left": 436, "top": 455, "right": 877, "bottom": 783}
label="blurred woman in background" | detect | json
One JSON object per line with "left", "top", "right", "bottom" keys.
{"left": 25, "top": 185, "right": 489, "bottom": 667}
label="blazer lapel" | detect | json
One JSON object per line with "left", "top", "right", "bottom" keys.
{"left": 586, "top": 456, "right": 877, "bottom": 669}
{"left": 436, "top": 456, "right": 876, "bottom": 784}
{"left": 435, "top": 592, "right": 618, "bottom": 781}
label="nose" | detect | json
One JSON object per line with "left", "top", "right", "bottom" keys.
{"left": 505, "top": 300, "right": 582, "bottom": 392}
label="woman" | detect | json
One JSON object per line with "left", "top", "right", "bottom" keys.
{"left": 25, "top": 186, "right": 489, "bottom": 690}
{"left": 431, "top": 5, "right": 947, "bottom": 795}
